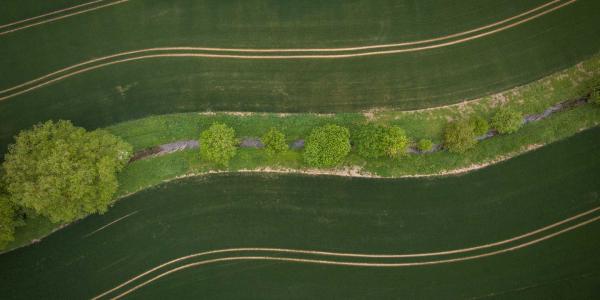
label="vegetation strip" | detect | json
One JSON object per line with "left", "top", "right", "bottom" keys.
{"left": 0, "top": 0, "right": 129, "bottom": 36}
{"left": 0, "top": 0, "right": 575, "bottom": 102}
{"left": 130, "top": 96, "right": 589, "bottom": 161}
{"left": 96, "top": 209, "right": 600, "bottom": 299}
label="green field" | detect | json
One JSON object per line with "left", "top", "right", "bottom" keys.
{"left": 1, "top": 127, "right": 599, "bottom": 299}
{"left": 2, "top": 1, "right": 600, "bottom": 298}
{"left": 1, "top": 0, "right": 600, "bottom": 155}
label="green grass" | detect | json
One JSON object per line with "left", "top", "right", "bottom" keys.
{"left": 1, "top": 0, "right": 599, "bottom": 155}
{"left": 1, "top": 127, "right": 599, "bottom": 298}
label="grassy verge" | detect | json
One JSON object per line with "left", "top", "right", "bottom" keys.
{"left": 113, "top": 105, "right": 600, "bottom": 197}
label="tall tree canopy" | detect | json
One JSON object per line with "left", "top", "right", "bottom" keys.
{"left": 2, "top": 120, "right": 132, "bottom": 223}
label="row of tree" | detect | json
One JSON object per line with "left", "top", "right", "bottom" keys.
{"left": 198, "top": 107, "right": 527, "bottom": 168}
{"left": 198, "top": 122, "right": 411, "bottom": 168}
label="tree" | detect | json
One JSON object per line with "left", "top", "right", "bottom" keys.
{"left": 0, "top": 194, "right": 15, "bottom": 249}
{"left": 491, "top": 108, "right": 523, "bottom": 134}
{"left": 304, "top": 125, "right": 350, "bottom": 167}
{"left": 261, "top": 128, "right": 288, "bottom": 155}
{"left": 199, "top": 123, "right": 237, "bottom": 166}
{"left": 443, "top": 119, "right": 477, "bottom": 153}
{"left": 417, "top": 139, "right": 434, "bottom": 152}
{"left": 470, "top": 116, "right": 490, "bottom": 136}
{"left": 353, "top": 124, "right": 409, "bottom": 159}
{"left": 2, "top": 120, "right": 132, "bottom": 223}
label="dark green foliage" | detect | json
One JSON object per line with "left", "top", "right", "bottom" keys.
{"left": 2, "top": 120, "right": 132, "bottom": 223}
{"left": 470, "top": 116, "right": 490, "bottom": 136}
{"left": 491, "top": 108, "right": 524, "bottom": 134}
{"left": 304, "top": 125, "right": 350, "bottom": 167}
{"left": 417, "top": 139, "right": 434, "bottom": 152}
{"left": 261, "top": 128, "right": 288, "bottom": 155}
{"left": 354, "top": 124, "right": 409, "bottom": 158}
{"left": 0, "top": 194, "right": 15, "bottom": 249}
{"left": 199, "top": 123, "right": 238, "bottom": 167}
{"left": 443, "top": 119, "right": 477, "bottom": 153}
{"left": 592, "top": 89, "right": 600, "bottom": 105}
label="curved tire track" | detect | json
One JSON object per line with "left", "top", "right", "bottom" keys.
{"left": 93, "top": 206, "right": 600, "bottom": 299}
{"left": 0, "top": 0, "right": 575, "bottom": 102}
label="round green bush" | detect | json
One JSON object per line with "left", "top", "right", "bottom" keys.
{"left": 261, "top": 128, "right": 288, "bottom": 155}
{"left": 443, "top": 119, "right": 477, "bottom": 153}
{"left": 417, "top": 139, "right": 434, "bottom": 152}
{"left": 491, "top": 108, "right": 523, "bottom": 134}
{"left": 2, "top": 120, "right": 132, "bottom": 223}
{"left": 199, "top": 123, "right": 238, "bottom": 167}
{"left": 354, "top": 124, "right": 409, "bottom": 158}
{"left": 304, "top": 125, "right": 350, "bottom": 167}
{"left": 470, "top": 116, "right": 490, "bottom": 136}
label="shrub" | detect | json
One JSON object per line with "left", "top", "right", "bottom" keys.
{"left": 383, "top": 126, "right": 409, "bottom": 157}
{"left": 0, "top": 194, "right": 15, "bottom": 249}
{"left": 417, "top": 139, "right": 434, "bottom": 152}
{"left": 2, "top": 120, "right": 132, "bottom": 223}
{"left": 304, "top": 125, "right": 350, "bottom": 167}
{"left": 443, "top": 119, "right": 477, "bottom": 153}
{"left": 354, "top": 124, "right": 409, "bottom": 158}
{"left": 470, "top": 116, "right": 490, "bottom": 136}
{"left": 491, "top": 108, "right": 523, "bottom": 134}
{"left": 199, "top": 123, "right": 237, "bottom": 167}
{"left": 261, "top": 128, "right": 288, "bottom": 155}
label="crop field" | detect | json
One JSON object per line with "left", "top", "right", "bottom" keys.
{"left": 1, "top": 1, "right": 600, "bottom": 299}
{"left": 1, "top": 127, "right": 599, "bottom": 299}
{"left": 1, "top": 0, "right": 600, "bottom": 154}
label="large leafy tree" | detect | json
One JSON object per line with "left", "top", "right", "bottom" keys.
{"left": 443, "top": 119, "right": 477, "bottom": 153}
{"left": 2, "top": 120, "right": 132, "bottom": 223}
{"left": 354, "top": 124, "right": 409, "bottom": 158}
{"left": 199, "top": 123, "right": 238, "bottom": 166}
{"left": 304, "top": 125, "right": 350, "bottom": 167}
